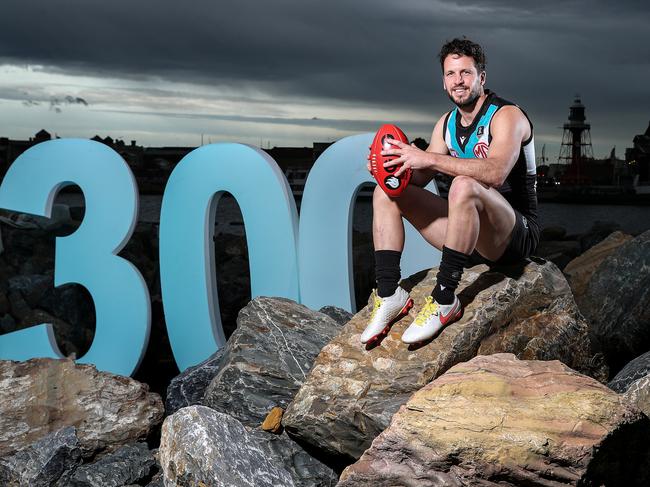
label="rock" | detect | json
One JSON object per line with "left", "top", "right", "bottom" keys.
{"left": 283, "top": 260, "right": 605, "bottom": 461}
{"left": 580, "top": 229, "right": 650, "bottom": 375}
{"left": 158, "top": 405, "right": 294, "bottom": 487}
{"left": 203, "top": 297, "right": 341, "bottom": 427}
{"left": 0, "top": 426, "right": 82, "bottom": 487}
{"left": 539, "top": 225, "right": 567, "bottom": 241}
{"left": 564, "top": 230, "right": 632, "bottom": 300}
{"left": 67, "top": 442, "right": 156, "bottom": 487}
{"left": 7, "top": 274, "right": 51, "bottom": 307}
{"left": 580, "top": 220, "right": 622, "bottom": 252}
{"left": 261, "top": 407, "right": 284, "bottom": 433}
{"left": 338, "top": 354, "right": 650, "bottom": 487}
{"left": 165, "top": 349, "right": 225, "bottom": 416}
{"left": 608, "top": 350, "right": 650, "bottom": 393}
{"left": 248, "top": 429, "right": 339, "bottom": 487}
{"left": 0, "top": 358, "right": 164, "bottom": 457}
{"left": 624, "top": 373, "right": 650, "bottom": 417}
{"left": 318, "top": 305, "right": 353, "bottom": 326}
{"left": 534, "top": 239, "right": 581, "bottom": 268}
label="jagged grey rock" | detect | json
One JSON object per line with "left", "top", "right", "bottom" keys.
{"left": 0, "top": 426, "right": 82, "bottom": 487}
{"left": 159, "top": 405, "right": 295, "bottom": 487}
{"left": 0, "top": 358, "right": 164, "bottom": 457}
{"left": 318, "top": 305, "right": 353, "bottom": 326}
{"left": 624, "top": 373, "right": 650, "bottom": 417}
{"left": 67, "top": 442, "right": 155, "bottom": 487}
{"left": 284, "top": 260, "right": 606, "bottom": 461}
{"left": 203, "top": 296, "right": 341, "bottom": 427}
{"left": 564, "top": 230, "right": 632, "bottom": 300}
{"left": 338, "top": 354, "right": 650, "bottom": 487}
{"left": 165, "top": 349, "right": 225, "bottom": 416}
{"left": 249, "top": 429, "right": 338, "bottom": 487}
{"left": 609, "top": 350, "right": 650, "bottom": 393}
{"left": 580, "top": 229, "right": 650, "bottom": 375}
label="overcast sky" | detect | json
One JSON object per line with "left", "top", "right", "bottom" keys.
{"left": 0, "top": 0, "right": 648, "bottom": 161}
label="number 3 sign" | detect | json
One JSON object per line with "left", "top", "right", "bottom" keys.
{"left": 0, "top": 136, "right": 439, "bottom": 376}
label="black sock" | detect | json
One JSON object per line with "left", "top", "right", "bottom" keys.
{"left": 375, "top": 250, "right": 401, "bottom": 297}
{"left": 432, "top": 246, "right": 470, "bottom": 304}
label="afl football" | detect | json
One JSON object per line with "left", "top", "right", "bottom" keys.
{"left": 369, "top": 124, "right": 411, "bottom": 197}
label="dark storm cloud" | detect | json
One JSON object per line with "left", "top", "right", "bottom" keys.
{"left": 1, "top": 0, "right": 648, "bottom": 149}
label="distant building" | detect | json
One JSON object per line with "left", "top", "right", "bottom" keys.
{"left": 626, "top": 121, "right": 650, "bottom": 185}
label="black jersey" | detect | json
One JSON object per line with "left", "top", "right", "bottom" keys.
{"left": 443, "top": 91, "right": 538, "bottom": 224}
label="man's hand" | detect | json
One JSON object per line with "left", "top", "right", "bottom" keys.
{"left": 382, "top": 139, "right": 434, "bottom": 178}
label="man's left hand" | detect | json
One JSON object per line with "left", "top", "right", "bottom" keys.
{"left": 381, "top": 139, "right": 434, "bottom": 177}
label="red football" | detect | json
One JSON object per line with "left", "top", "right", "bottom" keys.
{"left": 369, "top": 124, "right": 411, "bottom": 197}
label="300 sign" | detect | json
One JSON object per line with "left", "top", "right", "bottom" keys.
{"left": 0, "top": 135, "right": 439, "bottom": 376}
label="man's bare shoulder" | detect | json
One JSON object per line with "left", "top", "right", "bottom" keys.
{"left": 491, "top": 105, "right": 531, "bottom": 141}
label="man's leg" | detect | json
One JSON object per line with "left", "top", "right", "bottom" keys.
{"left": 400, "top": 175, "right": 517, "bottom": 343}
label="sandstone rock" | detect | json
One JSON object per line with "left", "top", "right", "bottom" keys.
{"left": 339, "top": 354, "right": 650, "bottom": 487}
{"left": 68, "top": 442, "right": 156, "bottom": 487}
{"left": 318, "top": 305, "right": 353, "bottom": 326}
{"left": 0, "top": 358, "right": 164, "bottom": 457}
{"left": 564, "top": 230, "right": 632, "bottom": 300}
{"left": 284, "top": 260, "right": 605, "bottom": 461}
{"left": 580, "top": 229, "right": 650, "bottom": 375}
{"left": 165, "top": 349, "right": 225, "bottom": 416}
{"left": 0, "top": 426, "right": 82, "bottom": 487}
{"left": 624, "top": 373, "right": 650, "bottom": 417}
{"left": 608, "top": 350, "right": 650, "bottom": 393}
{"left": 159, "top": 405, "right": 294, "bottom": 487}
{"left": 261, "top": 407, "right": 284, "bottom": 433}
{"left": 203, "top": 296, "right": 341, "bottom": 427}
{"left": 248, "top": 429, "right": 339, "bottom": 487}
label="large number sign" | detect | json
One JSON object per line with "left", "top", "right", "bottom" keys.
{"left": 0, "top": 136, "right": 440, "bottom": 375}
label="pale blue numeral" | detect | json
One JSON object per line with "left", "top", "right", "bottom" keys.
{"left": 298, "top": 133, "right": 441, "bottom": 312}
{"left": 0, "top": 139, "right": 151, "bottom": 376}
{"left": 159, "top": 144, "right": 300, "bottom": 371}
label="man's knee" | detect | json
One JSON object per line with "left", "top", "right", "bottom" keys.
{"left": 373, "top": 185, "right": 398, "bottom": 210}
{"left": 448, "top": 176, "right": 482, "bottom": 207}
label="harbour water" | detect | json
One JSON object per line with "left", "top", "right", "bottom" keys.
{"left": 56, "top": 194, "right": 650, "bottom": 237}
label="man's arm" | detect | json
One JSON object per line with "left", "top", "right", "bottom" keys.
{"left": 388, "top": 106, "right": 530, "bottom": 188}
{"left": 410, "top": 112, "right": 449, "bottom": 187}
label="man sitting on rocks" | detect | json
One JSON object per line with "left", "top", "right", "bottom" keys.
{"left": 361, "top": 37, "right": 539, "bottom": 344}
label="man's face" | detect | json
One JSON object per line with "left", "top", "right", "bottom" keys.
{"left": 442, "top": 54, "right": 485, "bottom": 108}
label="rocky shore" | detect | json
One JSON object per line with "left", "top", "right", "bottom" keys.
{"left": 1, "top": 205, "right": 650, "bottom": 486}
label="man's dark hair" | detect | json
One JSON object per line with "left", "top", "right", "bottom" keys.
{"left": 438, "top": 38, "right": 486, "bottom": 72}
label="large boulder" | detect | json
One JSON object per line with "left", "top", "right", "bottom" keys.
{"left": 339, "top": 354, "right": 650, "bottom": 487}
{"left": 580, "top": 229, "right": 650, "bottom": 375}
{"left": 608, "top": 350, "right": 650, "bottom": 393}
{"left": 0, "top": 426, "right": 82, "bottom": 487}
{"left": 165, "top": 349, "right": 225, "bottom": 416}
{"left": 203, "top": 296, "right": 341, "bottom": 426}
{"left": 0, "top": 358, "right": 164, "bottom": 457}
{"left": 158, "top": 406, "right": 295, "bottom": 487}
{"left": 283, "top": 260, "right": 606, "bottom": 461}
{"left": 67, "top": 442, "right": 156, "bottom": 487}
{"left": 564, "top": 230, "right": 632, "bottom": 301}
{"left": 624, "top": 373, "right": 650, "bottom": 417}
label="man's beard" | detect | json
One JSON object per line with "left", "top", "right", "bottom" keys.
{"left": 447, "top": 84, "right": 481, "bottom": 109}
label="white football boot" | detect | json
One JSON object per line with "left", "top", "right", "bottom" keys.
{"left": 401, "top": 295, "right": 463, "bottom": 344}
{"left": 360, "top": 287, "right": 414, "bottom": 344}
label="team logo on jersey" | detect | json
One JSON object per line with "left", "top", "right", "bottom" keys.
{"left": 473, "top": 142, "right": 489, "bottom": 158}
{"left": 477, "top": 126, "right": 484, "bottom": 137}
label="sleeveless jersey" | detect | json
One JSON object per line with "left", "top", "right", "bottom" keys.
{"left": 443, "top": 91, "right": 538, "bottom": 224}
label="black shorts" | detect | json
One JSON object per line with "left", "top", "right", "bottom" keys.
{"left": 467, "top": 210, "right": 540, "bottom": 266}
